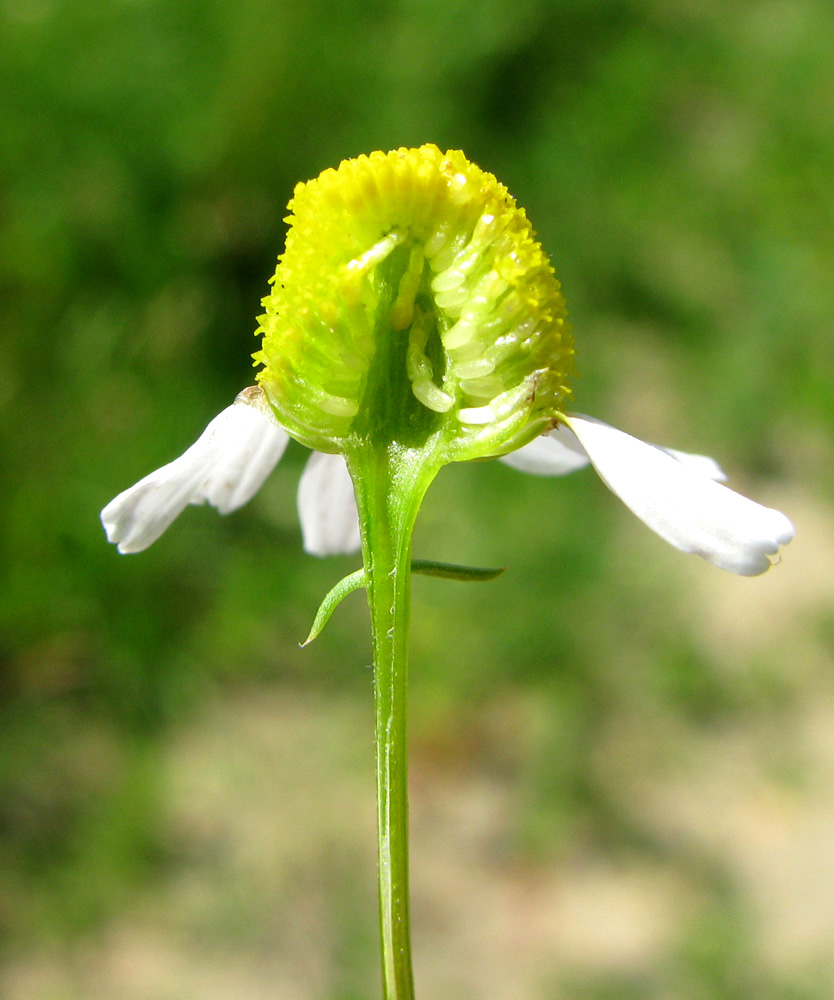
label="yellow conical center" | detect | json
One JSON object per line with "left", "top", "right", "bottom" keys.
{"left": 255, "top": 145, "right": 574, "bottom": 456}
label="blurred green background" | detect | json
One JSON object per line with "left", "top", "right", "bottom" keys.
{"left": 1, "top": 0, "right": 833, "bottom": 996}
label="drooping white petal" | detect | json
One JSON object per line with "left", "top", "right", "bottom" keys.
{"left": 499, "top": 425, "right": 591, "bottom": 476}
{"left": 500, "top": 427, "right": 727, "bottom": 482}
{"left": 564, "top": 414, "right": 794, "bottom": 576}
{"left": 297, "top": 451, "right": 361, "bottom": 557}
{"left": 101, "top": 387, "right": 289, "bottom": 554}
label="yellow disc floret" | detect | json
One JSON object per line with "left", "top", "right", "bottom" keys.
{"left": 255, "top": 145, "right": 574, "bottom": 457}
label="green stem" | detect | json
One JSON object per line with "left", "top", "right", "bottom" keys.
{"left": 346, "top": 444, "right": 437, "bottom": 1000}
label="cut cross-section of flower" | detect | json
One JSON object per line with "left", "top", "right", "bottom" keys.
{"left": 254, "top": 145, "right": 574, "bottom": 461}
{"left": 560, "top": 414, "right": 794, "bottom": 575}
{"left": 100, "top": 147, "right": 793, "bottom": 577}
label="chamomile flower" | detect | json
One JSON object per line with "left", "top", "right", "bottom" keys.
{"left": 101, "top": 144, "right": 794, "bottom": 1000}
{"left": 102, "top": 147, "right": 790, "bottom": 575}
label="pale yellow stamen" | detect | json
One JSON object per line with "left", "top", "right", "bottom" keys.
{"left": 390, "top": 244, "right": 425, "bottom": 331}
{"left": 406, "top": 313, "right": 454, "bottom": 413}
{"left": 458, "top": 405, "right": 496, "bottom": 425}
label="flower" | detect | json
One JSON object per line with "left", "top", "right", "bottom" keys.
{"left": 101, "top": 385, "right": 793, "bottom": 576}
{"left": 101, "top": 146, "right": 793, "bottom": 574}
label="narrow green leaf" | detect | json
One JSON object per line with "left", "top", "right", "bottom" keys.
{"left": 302, "top": 559, "right": 504, "bottom": 647}
{"left": 301, "top": 568, "right": 367, "bottom": 647}
{"left": 411, "top": 559, "right": 506, "bottom": 582}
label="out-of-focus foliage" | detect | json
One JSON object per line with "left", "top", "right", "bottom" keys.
{"left": 1, "top": 0, "right": 832, "bottom": 997}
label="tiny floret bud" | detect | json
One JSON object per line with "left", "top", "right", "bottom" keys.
{"left": 254, "top": 145, "right": 574, "bottom": 460}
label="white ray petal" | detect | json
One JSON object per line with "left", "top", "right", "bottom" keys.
{"left": 297, "top": 451, "right": 361, "bottom": 557}
{"left": 565, "top": 414, "right": 794, "bottom": 576}
{"left": 499, "top": 425, "right": 591, "bottom": 476}
{"left": 500, "top": 427, "right": 726, "bottom": 482}
{"left": 101, "top": 387, "right": 289, "bottom": 554}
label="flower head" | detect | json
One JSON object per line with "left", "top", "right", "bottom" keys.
{"left": 255, "top": 145, "right": 573, "bottom": 461}
{"left": 101, "top": 147, "right": 793, "bottom": 574}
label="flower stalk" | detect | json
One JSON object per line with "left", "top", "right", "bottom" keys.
{"left": 347, "top": 443, "right": 439, "bottom": 1000}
